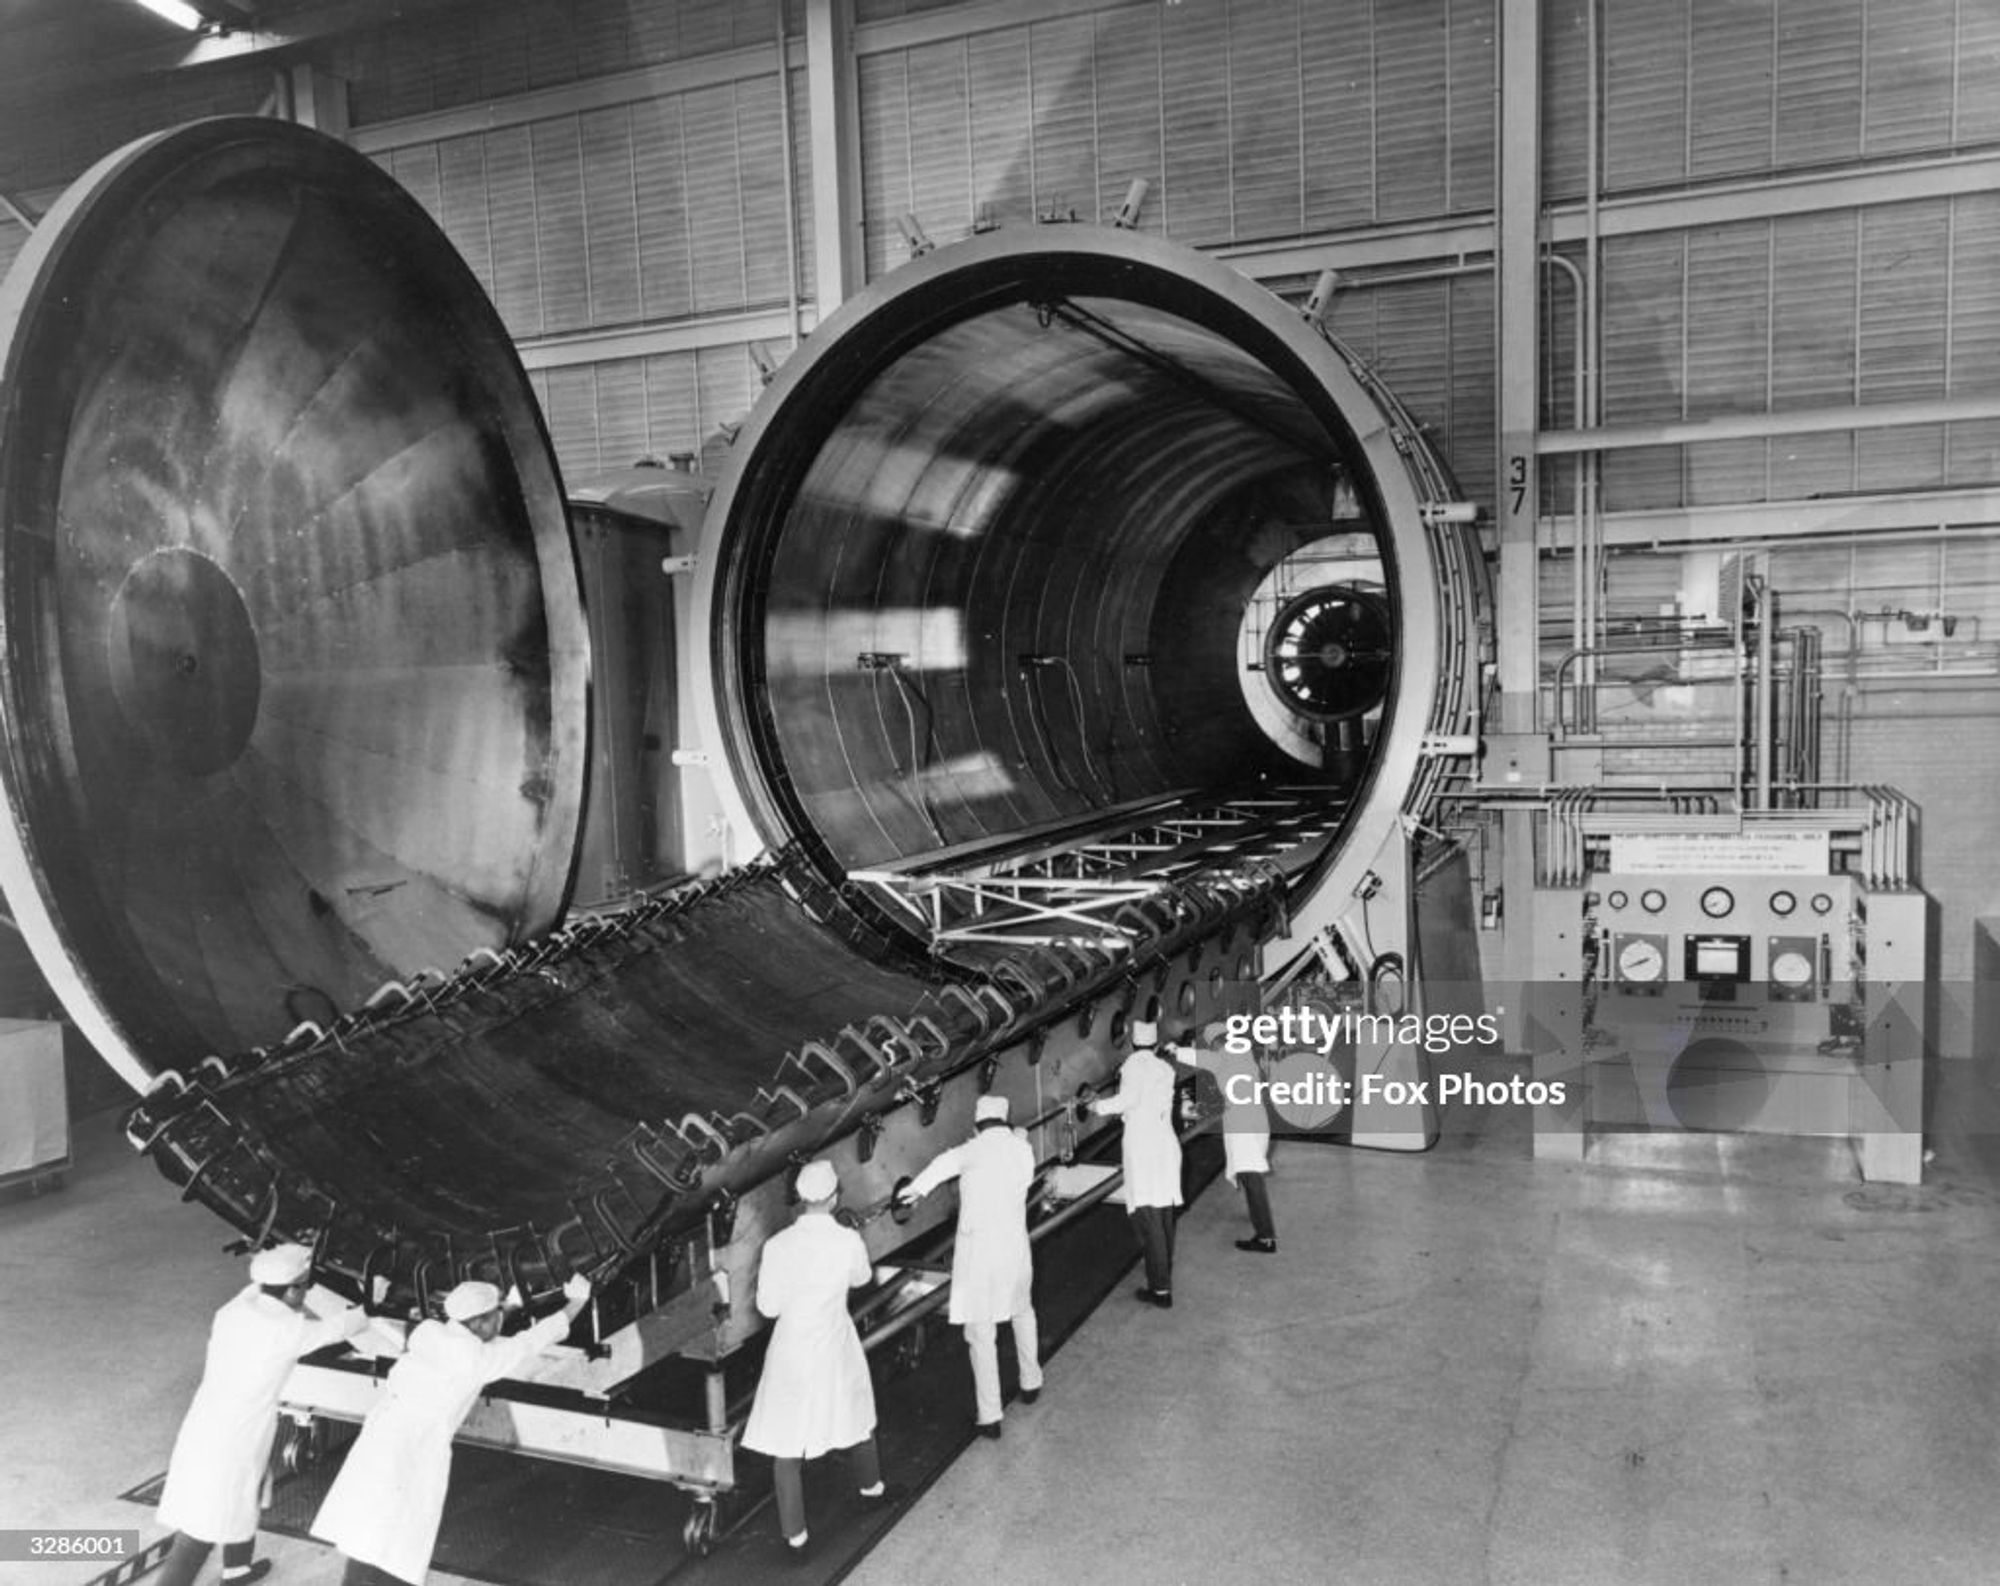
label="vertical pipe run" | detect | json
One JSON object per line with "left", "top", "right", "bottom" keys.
{"left": 773, "top": 0, "right": 802, "bottom": 350}
{"left": 1755, "top": 576, "right": 1774, "bottom": 809}
{"left": 1581, "top": 0, "right": 1604, "bottom": 734}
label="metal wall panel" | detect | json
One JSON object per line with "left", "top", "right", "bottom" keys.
{"left": 734, "top": 75, "right": 792, "bottom": 306}
{"left": 1685, "top": 228, "right": 1771, "bottom": 505}
{"left": 683, "top": 84, "right": 748, "bottom": 312}
{"left": 593, "top": 358, "right": 652, "bottom": 471}
{"left": 1373, "top": 0, "right": 1451, "bottom": 223}
{"left": 1603, "top": 1, "right": 1686, "bottom": 193}
{"left": 1229, "top": 0, "right": 1303, "bottom": 240}
{"left": 1864, "top": 0, "right": 1955, "bottom": 155}
{"left": 1303, "top": 0, "right": 1376, "bottom": 231}
{"left": 581, "top": 106, "right": 643, "bottom": 327}
{"left": 1541, "top": 0, "right": 1590, "bottom": 201}
{"left": 388, "top": 145, "right": 444, "bottom": 223}
{"left": 1689, "top": 0, "right": 1774, "bottom": 178}
{"left": 1775, "top": 0, "right": 1863, "bottom": 169}
{"left": 438, "top": 137, "right": 497, "bottom": 300}
{"left": 858, "top": 50, "right": 913, "bottom": 279}
{"left": 1855, "top": 201, "right": 1949, "bottom": 491}
{"left": 524, "top": 347, "right": 767, "bottom": 485}
{"left": 855, "top": 0, "right": 1491, "bottom": 263}
{"left": 1557, "top": 0, "right": 1974, "bottom": 199}
{"left": 1031, "top": 14, "right": 1100, "bottom": 224}
{"left": 904, "top": 40, "right": 973, "bottom": 244}
{"left": 1160, "top": 0, "right": 1232, "bottom": 244}
{"left": 1094, "top": 7, "right": 1166, "bottom": 234}
{"left": 1599, "top": 234, "right": 1687, "bottom": 511}
{"left": 337, "top": 0, "right": 787, "bottom": 127}
{"left": 379, "top": 71, "right": 793, "bottom": 336}
{"left": 633, "top": 96, "right": 697, "bottom": 322}
{"left": 1448, "top": 0, "right": 1497, "bottom": 213}
{"left": 485, "top": 125, "right": 544, "bottom": 338}
{"left": 533, "top": 118, "right": 592, "bottom": 334}
{"left": 0, "top": 56, "right": 272, "bottom": 190}
{"left": 1961, "top": 1, "right": 2000, "bottom": 143}
{"left": 968, "top": 30, "right": 1036, "bottom": 239}
{"left": 543, "top": 364, "right": 602, "bottom": 475}
{"left": 1948, "top": 192, "right": 2000, "bottom": 486}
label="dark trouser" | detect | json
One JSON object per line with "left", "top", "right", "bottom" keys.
{"left": 1129, "top": 1204, "right": 1176, "bottom": 1294}
{"left": 340, "top": 1558, "right": 416, "bottom": 1586}
{"left": 773, "top": 1435, "right": 882, "bottom": 1543}
{"left": 156, "top": 1537, "right": 255, "bottom": 1586}
{"left": 1240, "top": 1171, "right": 1275, "bottom": 1242}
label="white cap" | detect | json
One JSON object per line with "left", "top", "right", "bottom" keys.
{"left": 795, "top": 1159, "right": 839, "bottom": 1201}
{"left": 249, "top": 1243, "right": 312, "bottom": 1286}
{"left": 1130, "top": 1020, "right": 1159, "bottom": 1048}
{"left": 975, "top": 1095, "right": 1009, "bottom": 1123}
{"left": 442, "top": 1280, "right": 502, "bottom": 1321}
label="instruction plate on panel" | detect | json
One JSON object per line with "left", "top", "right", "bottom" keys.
{"left": 1609, "top": 830, "right": 1831, "bottom": 876}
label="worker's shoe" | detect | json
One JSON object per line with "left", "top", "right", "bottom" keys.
{"left": 976, "top": 1420, "right": 1003, "bottom": 1440}
{"left": 1135, "top": 1286, "right": 1174, "bottom": 1309}
{"left": 1235, "top": 1237, "right": 1278, "bottom": 1254}
{"left": 858, "top": 1481, "right": 910, "bottom": 1506}
{"left": 1018, "top": 1386, "right": 1041, "bottom": 1405}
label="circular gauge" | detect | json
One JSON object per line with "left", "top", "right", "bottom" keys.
{"left": 1617, "top": 938, "right": 1665, "bottom": 983}
{"left": 1640, "top": 888, "right": 1667, "bottom": 914}
{"left": 1606, "top": 889, "right": 1630, "bottom": 911}
{"left": 1700, "top": 885, "right": 1735, "bottom": 919}
{"left": 1769, "top": 890, "right": 1797, "bottom": 917}
{"left": 1810, "top": 892, "right": 1834, "bottom": 916}
{"left": 1771, "top": 950, "right": 1814, "bottom": 988}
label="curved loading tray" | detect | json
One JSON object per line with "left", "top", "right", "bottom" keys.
{"left": 129, "top": 849, "right": 1281, "bottom": 1321}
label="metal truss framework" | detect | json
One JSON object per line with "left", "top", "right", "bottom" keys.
{"left": 851, "top": 787, "right": 1348, "bottom": 952}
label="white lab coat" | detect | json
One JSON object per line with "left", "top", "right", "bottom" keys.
{"left": 906, "top": 1125, "right": 1035, "bottom": 1324}
{"left": 311, "top": 1307, "right": 571, "bottom": 1583}
{"left": 157, "top": 1287, "right": 360, "bottom": 1544}
{"left": 1094, "top": 1048, "right": 1183, "bottom": 1209}
{"left": 740, "top": 1212, "right": 876, "bottom": 1460}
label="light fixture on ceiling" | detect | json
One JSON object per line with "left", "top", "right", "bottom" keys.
{"left": 131, "top": 0, "right": 208, "bottom": 30}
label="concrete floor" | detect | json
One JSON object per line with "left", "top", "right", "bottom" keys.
{"left": 6, "top": 1064, "right": 1998, "bottom": 1586}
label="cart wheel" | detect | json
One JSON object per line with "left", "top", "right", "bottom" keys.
{"left": 275, "top": 1420, "right": 318, "bottom": 1476}
{"left": 682, "top": 1499, "right": 718, "bottom": 1558}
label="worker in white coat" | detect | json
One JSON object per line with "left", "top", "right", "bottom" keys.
{"left": 311, "top": 1273, "right": 591, "bottom": 1585}
{"left": 1088, "top": 1019, "right": 1185, "bottom": 1308}
{"left": 741, "top": 1158, "right": 891, "bottom": 1557}
{"left": 155, "top": 1243, "right": 368, "bottom": 1586}
{"left": 894, "top": 1094, "right": 1044, "bottom": 1438}
{"left": 1176, "top": 1020, "right": 1277, "bottom": 1253}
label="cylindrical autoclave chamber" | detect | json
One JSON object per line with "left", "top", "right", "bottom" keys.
{"left": 0, "top": 120, "right": 1484, "bottom": 1316}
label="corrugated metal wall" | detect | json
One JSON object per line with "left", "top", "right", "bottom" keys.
{"left": 376, "top": 75, "right": 806, "bottom": 345}
{"left": 527, "top": 349, "right": 764, "bottom": 478}
{"left": 1545, "top": 0, "right": 1981, "bottom": 200}
{"left": 0, "top": 57, "right": 274, "bottom": 193}
{"left": 855, "top": 0, "right": 1496, "bottom": 271}
{"left": 330, "top": 0, "right": 802, "bottom": 127}
{"left": 1587, "top": 191, "right": 2000, "bottom": 512}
